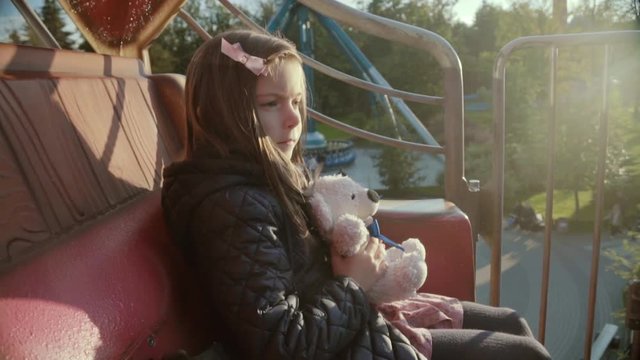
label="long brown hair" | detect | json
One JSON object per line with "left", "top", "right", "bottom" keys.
{"left": 185, "top": 30, "right": 309, "bottom": 234}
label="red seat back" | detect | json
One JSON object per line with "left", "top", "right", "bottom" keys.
{"left": 377, "top": 199, "right": 476, "bottom": 301}
{"left": 0, "top": 44, "right": 209, "bottom": 358}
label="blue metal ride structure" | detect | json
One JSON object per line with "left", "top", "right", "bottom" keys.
{"left": 267, "top": 0, "right": 442, "bottom": 168}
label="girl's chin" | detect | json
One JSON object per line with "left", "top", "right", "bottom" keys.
{"left": 278, "top": 143, "right": 296, "bottom": 159}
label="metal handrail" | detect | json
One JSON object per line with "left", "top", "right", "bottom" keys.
{"left": 298, "top": 0, "right": 460, "bottom": 70}
{"left": 307, "top": 109, "right": 444, "bottom": 154}
{"left": 177, "top": 8, "right": 444, "bottom": 106}
{"left": 301, "top": 56, "right": 445, "bottom": 105}
{"left": 490, "top": 30, "right": 640, "bottom": 360}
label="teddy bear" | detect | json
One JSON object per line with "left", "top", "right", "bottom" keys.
{"left": 308, "top": 174, "right": 428, "bottom": 304}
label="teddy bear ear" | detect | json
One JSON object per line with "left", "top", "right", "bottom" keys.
{"left": 309, "top": 194, "right": 333, "bottom": 232}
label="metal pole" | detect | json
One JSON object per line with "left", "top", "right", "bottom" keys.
{"left": 490, "top": 51, "right": 508, "bottom": 306}
{"left": 627, "top": 280, "right": 640, "bottom": 359}
{"left": 583, "top": 44, "right": 611, "bottom": 360}
{"left": 633, "top": 331, "right": 640, "bottom": 360}
{"left": 177, "top": 9, "right": 211, "bottom": 41}
{"left": 538, "top": 46, "right": 558, "bottom": 344}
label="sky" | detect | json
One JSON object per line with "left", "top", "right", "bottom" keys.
{"left": 301, "top": 0, "right": 585, "bottom": 25}
{"left": 451, "top": 0, "right": 491, "bottom": 24}
{"left": 337, "top": 0, "right": 486, "bottom": 24}
{"left": 334, "top": 0, "right": 578, "bottom": 25}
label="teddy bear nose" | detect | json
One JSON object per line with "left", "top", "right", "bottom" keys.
{"left": 367, "top": 189, "right": 380, "bottom": 203}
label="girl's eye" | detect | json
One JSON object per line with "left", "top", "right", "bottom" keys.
{"left": 261, "top": 101, "right": 278, "bottom": 108}
{"left": 292, "top": 99, "right": 301, "bottom": 108}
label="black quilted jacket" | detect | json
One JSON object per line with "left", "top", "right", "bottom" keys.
{"left": 161, "top": 154, "right": 425, "bottom": 360}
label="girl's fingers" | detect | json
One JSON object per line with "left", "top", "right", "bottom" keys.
{"left": 374, "top": 242, "right": 385, "bottom": 260}
{"left": 378, "top": 260, "right": 388, "bottom": 274}
{"left": 365, "top": 237, "right": 378, "bottom": 252}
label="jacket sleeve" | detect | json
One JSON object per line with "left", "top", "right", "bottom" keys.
{"left": 189, "top": 187, "right": 372, "bottom": 359}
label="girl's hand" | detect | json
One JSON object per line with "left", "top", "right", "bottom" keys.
{"left": 331, "top": 236, "right": 387, "bottom": 291}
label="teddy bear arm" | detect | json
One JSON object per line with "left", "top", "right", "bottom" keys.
{"left": 332, "top": 214, "right": 369, "bottom": 256}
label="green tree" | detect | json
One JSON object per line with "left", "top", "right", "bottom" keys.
{"left": 362, "top": 0, "right": 457, "bottom": 135}
{"left": 19, "top": 0, "right": 75, "bottom": 48}
{"left": 8, "top": 30, "right": 24, "bottom": 45}
{"left": 253, "top": 0, "right": 279, "bottom": 28}
{"left": 374, "top": 147, "right": 426, "bottom": 194}
{"left": 149, "top": 0, "right": 239, "bottom": 74}
{"left": 459, "top": 2, "right": 503, "bottom": 91}
{"left": 571, "top": 0, "right": 640, "bottom": 27}
{"left": 35, "top": 0, "right": 74, "bottom": 49}
{"left": 549, "top": 40, "right": 639, "bottom": 214}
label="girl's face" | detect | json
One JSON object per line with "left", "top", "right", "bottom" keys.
{"left": 255, "top": 60, "right": 304, "bottom": 159}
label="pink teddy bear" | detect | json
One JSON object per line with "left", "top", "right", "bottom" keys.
{"left": 308, "top": 174, "right": 428, "bottom": 304}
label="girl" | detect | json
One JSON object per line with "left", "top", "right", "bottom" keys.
{"left": 161, "top": 30, "right": 550, "bottom": 360}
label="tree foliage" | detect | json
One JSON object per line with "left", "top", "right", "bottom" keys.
{"left": 38, "top": 0, "right": 74, "bottom": 48}
{"left": 8, "top": 0, "right": 76, "bottom": 49}
{"left": 374, "top": 147, "right": 426, "bottom": 193}
{"left": 148, "top": 1, "right": 239, "bottom": 74}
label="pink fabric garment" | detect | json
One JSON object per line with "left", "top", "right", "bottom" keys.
{"left": 377, "top": 293, "right": 464, "bottom": 359}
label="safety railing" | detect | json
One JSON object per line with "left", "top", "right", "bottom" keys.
{"left": 488, "top": 30, "right": 640, "bottom": 359}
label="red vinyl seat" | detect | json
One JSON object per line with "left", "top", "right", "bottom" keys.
{"left": 377, "top": 199, "right": 475, "bottom": 302}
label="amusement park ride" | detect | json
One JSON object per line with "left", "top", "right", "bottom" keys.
{"left": 0, "top": 0, "right": 638, "bottom": 359}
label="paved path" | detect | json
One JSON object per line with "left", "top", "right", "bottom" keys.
{"left": 475, "top": 229, "right": 628, "bottom": 359}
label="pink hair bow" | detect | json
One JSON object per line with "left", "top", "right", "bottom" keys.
{"left": 221, "top": 38, "right": 268, "bottom": 76}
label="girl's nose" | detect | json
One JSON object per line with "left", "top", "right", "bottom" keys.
{"left": 285, "top": 104, "right": 301, "bottom": 129}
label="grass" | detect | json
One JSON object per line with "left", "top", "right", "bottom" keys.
{"left": 526, "top": 190, "right": 593, "bottom": 220}
{"left": 312, "top": 122, "right": 352, "bottom": 141}
{"left": 525, "top": 190, "right": 597, "bottom": 231}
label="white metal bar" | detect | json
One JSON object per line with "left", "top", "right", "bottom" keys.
{"left": 590, "top": 324, "right": 618, "bottom": 360}
{"left": 10, "top": 0, "right": 60, "bottom": 49}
